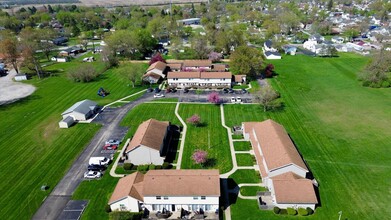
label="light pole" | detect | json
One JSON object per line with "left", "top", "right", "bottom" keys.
{"left": 338, "top": 211, "right": 342, "bottom": 220}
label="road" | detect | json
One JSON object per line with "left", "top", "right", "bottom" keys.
{"left": 32, "top": 94, "right": 154, "bottom": 220}
{"left": 32, "top": 89, "right": 254, "bottom": 220}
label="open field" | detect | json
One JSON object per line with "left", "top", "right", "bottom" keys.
{"left": 226, "top": 53, "right": 391, "bottom": 219}
{"left": 178, "top": 104, "right": 232, "bottom": 173}
{"left": 0, "top": 56, "right": 147, "bottom": 219}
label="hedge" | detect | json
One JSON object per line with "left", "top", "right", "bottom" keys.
{"left": 298, "top": 208, "right": 309, "bottom": 216}
{"left": 273, "top": 207, "right": 280, "bottom": 214}
{"left": 109, "top": 211, "right": 143, "bottom": 220}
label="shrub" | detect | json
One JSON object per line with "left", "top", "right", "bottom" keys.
{"left": 155, "top": 165, "right": 162, "bottom": 170}
{"left": 298, "top": 208, "right": 309, "bottom": 216}
{"left": 123, "top": 163, "right": 133, "bottom": 170}
{"left": 186, "top": 114, "right": 201, "bottom": 126}
{"left": 105, "top": 204, "right": 112, "bottom": 213}
{"left": 149, "top": 164, "right": 156, "bottom": 170}
{"left": 287, "top": 208, "right": 297, "bottom": 215}
{"left": 279, "top": 209, "right": 287, "bottom": 215}
{"left": 162, "top": 162, "right": 171, "bottom": 169}
{"left": 137, "top": 165, "right": 149, "bottom": 172}
{"left": 109, "top": 211, "right": 143, "bottom": 220}
{"left": 306, "top": 207, "right": 314, "bottom": 215}
{"left": 273, "top": 207, "right": 280, "bottom": 214}
{"left": 381, "top": 80, "right": 390, "bottom": 88}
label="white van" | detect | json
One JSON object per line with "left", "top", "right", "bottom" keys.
{"left": 89, "top": 157, "right": 110, "bottom": 166}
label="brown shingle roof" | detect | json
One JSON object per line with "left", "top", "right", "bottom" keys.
{"left": 212, "top": 64, "right": 227, "bottom": 71}
{"left": 126, "top": 119, "right": 169, "bottom": 153}
{"left": 234, "top": 75, "right": 246, "bottom": 83}
{"left": 143, "top": 170, "right": 220, "bottom": 196}
{"left": 183, "top": 60, "right": 212, "bottom": 67}
{"left": 143, "top": 72, "right": 162, "bottom": 80}
{"left": 167, "top": 71, "right": 201, "bottom": 79}
{"left": 147, "top": 61, "right": 167, "bottom": 72}
{"left": 200, "top": 72, "right": 232, "bottom": 79}
{"left": 108, "top": 172, "right": 145, "bottom": 204}
{"left": 167, "top": 63, "right": 183, "bottom": 70}
{"left": 273, "top": 179, "right": 318, "bottom": 204}
{"left": 243, "top": 119, "right": 308, "bottom": 172}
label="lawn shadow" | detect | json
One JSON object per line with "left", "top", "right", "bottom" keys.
{"left": 196, "top": 122, "right": 208, "bottom": 127}
{"left": 203, "top": 158, "right": 217, "bottom": 168}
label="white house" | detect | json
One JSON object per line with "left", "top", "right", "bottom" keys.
{"left": 243, "top": 120, "right": 318, "bottom": 210}
{"left": 125, "top": 119, "right": 170, "bottom": 165}
{"left": 331, "top": 36, "right": 344, "bottom": 44}
{"left": 309, "top": 34, "right": 325, "bottom": 43}
{"left": 177, "top": 18, "right": 201, "bottom": 25}
{"left": 14, "top": 74, "right": 28, "bottom": 81}
{"left": 142, "top": 61, "right": 167, "bottom": 83}
{"left": 61, "top": 99, "right": 98, "bottom": 121}
{"left": 167, "top": 71, "right": 232, "bottom": 89}
{"left": 303, "top": 40, "right": 318, "bottom": 53}
{"left": 263, "top": 40, "right": 278, "bottom": 52}
{"left": 108, "top": 170, "right": 220, "bottom": 216}
{"left": 264, "top": 51, "right": 282, "bottom": 60}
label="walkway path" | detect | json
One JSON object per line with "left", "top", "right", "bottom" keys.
{"left": 174, "top": 102, "right": 187, "bottom": 170}
{"left": 109, "top": 138, "right": 130, "bottom": 178}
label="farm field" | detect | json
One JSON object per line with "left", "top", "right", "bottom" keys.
{"left": 0, "top": 56, "right": 147, "bottom": 220}
{"left": 178, "top": 104, "right": 232, "bottom": 173}
{"left": 226, "top": 53, "right": 391, "bottom": 219}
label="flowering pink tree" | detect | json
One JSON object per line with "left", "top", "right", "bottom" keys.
{"left": 208, "top": 51, "right": 223, "bottom": 62}
{"left": 187, "top": 114, "right": 201, "bottom": 126}
{"left": 191, "top": 149, "right": 208, "bottom": 165}
{"left": 149, "top": 53, "right": 166, "bottom": 65}
{"left": 208, "top": 92, "right": 221, "bottom": 104}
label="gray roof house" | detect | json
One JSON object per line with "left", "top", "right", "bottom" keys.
{"left": 61, "top": 99, "right": 98, "bottom": 121}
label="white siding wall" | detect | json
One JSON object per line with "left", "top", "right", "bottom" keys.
{"left": 110, "top": 197, "right": 140, "bottom": 212}
{"left": 168, "top": 78, "right": 199, "bottom": 88}
{"left": 275, "top": 203, "right": 316, "bottom": 210}
{"left": 143, "top": 196, "right": 219, "bottom": 212}
{"left": 62, "top": 111, "right": 89, "bottom": 121}
{"left": 127, "top": 145, "right": 164, "bottom": 165}
{"left": 199, "top": 78, "right": 231, "bottom": 87}
{"left": 268, "top": 164, "right": 307, "bottom": 179}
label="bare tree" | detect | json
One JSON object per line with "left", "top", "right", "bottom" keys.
{"left": 254, "top": 84, "right": 281, "bottom": 112}
{"left": 119, "top": 63, "right": 145, "bottom": 88}
{"left": 0, "top": 32, "right": 20, "bottom": 73}
{"left": 39, "top": 28, "right": 57, "bottom": 61}
{"left": 20, "top": 28, "right": 43, "bottom": 79}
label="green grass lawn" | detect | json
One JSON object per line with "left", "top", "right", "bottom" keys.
{"left": 0, "top": 57, "right": 147, "bottom": 219}
{"left": 236, "top": 154, "right": 255, "bottom": 167}
{"left": 229, "top": 169, "right": 261, "bottom": 184}
{"left": 178, "top": 104, "right": 232, "bottom": 173}
{"left": 240, "top": 186, "right": 267, "bottom": 196}
{"left": 120, "top": 103, "right": 180, "bottom": 140}
{"left": 227, "top": 53, "right": 391, "bottom": 219}
{"left": 233, "top": 141, "right": 252, "bottom": 151}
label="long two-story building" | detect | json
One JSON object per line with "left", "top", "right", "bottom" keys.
{"left": 108, "top": 170, "right": 220, "bottom": 216}
{"left": 167, "top": 71, "right": 232, "bottom": 89}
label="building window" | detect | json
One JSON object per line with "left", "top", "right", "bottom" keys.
{"left": 193, "top": 197, "right": 198, "bottom": 200}
{"left": 156, "top": 196, "right": 161, "bottom": 200}
{"left": 201, "top": 196, "right": 206, "bottom": 200}
{"left": 164, "top": 196, "right": 169, "bottom": 200}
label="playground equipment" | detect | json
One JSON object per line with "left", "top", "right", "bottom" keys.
{"left": 97, "top": 87, "right": 109, "bottom": 97}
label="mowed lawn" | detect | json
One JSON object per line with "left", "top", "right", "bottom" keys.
{"left": 74, "top": 103, "right": 180, "bottom": 220}
{"left": 0, "top": 56, "right": 147, "bottom": 219}
{"left": 178, "top": 104, "right": 232, "bottom": 173}
{"left": 225, "top": 53, "right": 391, "bottom": 219}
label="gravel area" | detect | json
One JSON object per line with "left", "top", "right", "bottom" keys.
{"left": 0, "top": 69, "right": 36, "bottom": 105}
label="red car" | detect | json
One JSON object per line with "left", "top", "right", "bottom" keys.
{"left": 103, "top": 144, "right": 118, "bottom": 150}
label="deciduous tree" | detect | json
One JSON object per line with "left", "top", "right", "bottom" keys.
{"left": 0, "top": 32, "right": 20, "bottom": 73}
{"left": 208, "top": 92, "right": 221, "bottom": 104}
{"left": 149, "top": 53, "right": 166, "bottom": 65}
{"left": 187, "top": 114, "right": 201, "bottom": 126}
{"left": 191, "top": 149, "right": 208, "bottom": 165}
{"left": 255, "top": 84, "right": 281, "bottom": 112}
{"left": 230, "top": 46, "right": 263, "bottom": 78}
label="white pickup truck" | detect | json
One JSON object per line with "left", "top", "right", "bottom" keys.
{"left": 89, "top": 157, "right": 110, "bottom": 166}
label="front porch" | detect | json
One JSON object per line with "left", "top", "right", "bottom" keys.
{"left": 143, "top": 210, "right": 219, "bottom": 220}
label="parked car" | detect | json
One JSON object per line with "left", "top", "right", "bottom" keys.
{"left": 231, "top": 97, "right": 236, "bottom": 103}
{"left": 236, "top": 97, "right": 242, "bottom": 103}
{"left": 241, "top": 88, "right": 247, "bottom": 94}
{"left": 103, "top": 144, "right": 118, "bottom": 150}
{"left": 228, "top": 88, "right": 234, "bottom": 93}
{"left": 154, "top": 93, "right": 165, "bottom": 98}
{"left": 184, "top": 88, "right": 189, "bottom": 93}
{"left": 147, "top": 88, "right": 153, "bottom": 93}
{"left": 154, "top": 88, "right": 161, "bottom": 93}
{"left": 84, "top": 171, "right": 102, "bottom": 179}
{"left": 105, "top": 139, "right": 120, "bottom": 145}
{"left": 88, "top": 164, "right": 106, "bottom": 172}
{"left": 223, "top": 88, "right": 228, "bottom": 93}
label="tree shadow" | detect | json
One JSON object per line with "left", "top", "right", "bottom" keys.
{"left": 196, "top": 122, "right": 208, "bottom": 127}
{"left": 203, "top": 158, "right": 217, "bottom": 168}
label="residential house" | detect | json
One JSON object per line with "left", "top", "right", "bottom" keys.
{"left": 243, "top": 119, "right": 318, "bottom": 210}
{"left": 108, "top": 169, "right": 220, "bottom": 216}
{"left": 167, "top": 63, "right": 183, "bottom": 72}
{"left": 264, "top": 51, "right": 282, "bottom": 60}
{"left": 52, "top": 36, "right": 68, "bottom": 46}
{"left": 309, "top": 34, "right": 325, "bottom": 43}
{"left": 167, "top": 71, "right": 232, "bottom": 89}
{"left": 282, "top": 45, "right": 297, "bottom": 55}
{"left": 58, "top": 46, "right": 84, "bottom": 57}
{"left": 233, "top": 75, "right": 247, "bottom": 85}
{"left": 331, "top": 36, "right": 344, "bottom": 44}
{"left": 142, "top": 61, "right": 167, "bottom": 83}
{"left": 212, "top": 64, "right": 227, "bottom": 72}
{"left": 177, "top": 18, "right": 201, "bottom": 26}
{"left": 182, "top": 60, "right": 212, "bottom": 71}
{"left": 263, "top": 40, "right": 278, "bottom": 52}
{"left": 59, "top": 99, "right": 98, "bottom": 128}
{"left": 125, "top": 119, "right": 170, "bottom": 165}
